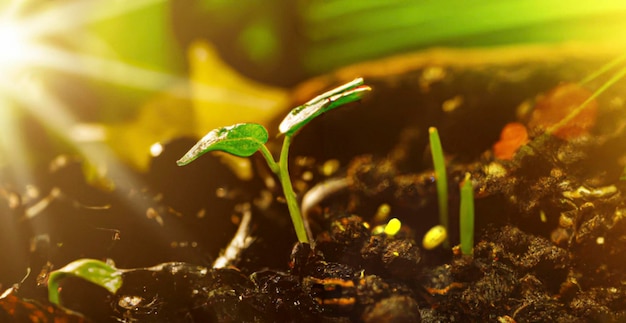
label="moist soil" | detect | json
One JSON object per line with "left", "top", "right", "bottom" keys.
{"left": 2, "top": 46, "right": 626, "bottom": 322}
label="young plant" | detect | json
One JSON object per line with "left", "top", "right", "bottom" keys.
{"left": 48, "top": 259, "right": 122, "bottom": 305}
{"left": 459, "top": 172, "right": 475, "bottom": 255}
{"left": 428, "top": 127, "right": 449, "bottom": 247}
{"left": 177, "top": 78, "right": 371, "bottom": 243}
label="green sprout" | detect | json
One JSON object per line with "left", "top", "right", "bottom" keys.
{"left": 428, "top": 127, "right": 449, "bottom": 247}
{"left": 459, "top": 172, "right": 475, "bottom": 255}
{"left": 48, "top": 259, "right": 122, "bottom": 305}
{"left": 177, "top": 78, "right": 371, "bottom": 243}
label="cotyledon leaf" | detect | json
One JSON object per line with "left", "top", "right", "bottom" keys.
{"left": 279, "top": 78, "right": 371, "bottom": 135}
{"left": 48, "top": 259, "right": 122, "bottom": 305}
{"left": 177, "top": 123, "right": 269, "bottom": 165}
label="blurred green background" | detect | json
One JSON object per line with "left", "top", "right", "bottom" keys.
{"left": 1, "top": 0, "right": 626, "bottom": 171}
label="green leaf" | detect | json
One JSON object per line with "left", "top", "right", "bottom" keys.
{"left": 48, "top": 259, "right": 122, "bottom": 305}
{"left": 177, "top": 123, "right": 268, "bottom": 165}
{"left": 279, "top": 78, "right": 371, "bottom": 135}
{"left": 429, "top": 127, "right": 448, "bottom": 246}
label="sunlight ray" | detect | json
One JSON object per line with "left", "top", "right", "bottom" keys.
{"left": 2, "top": 77, "right": 197, "bottom": 244}
{"left": 21, "top": 0, "right": 167, "bottom": 37}
{"left": 0, "top": 95, "right": 33, "bottom": 188}
{"left": 0, "top": 76, "right": 148, "bottom": 211}
{"left": 27, "top": 45, "right": 278, "bottom": 110}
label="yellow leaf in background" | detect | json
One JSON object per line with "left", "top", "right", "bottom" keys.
{"left": 188, "top": 40, "right": 288, "bottom": 136}
{"left": 106, "top": 86, "right": 195, "bottom": 170}
{"left": 105, "top": 40, "right": 288, "bottom": 171}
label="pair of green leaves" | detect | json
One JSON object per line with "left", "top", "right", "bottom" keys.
{"left": 176, "top": 78, "right": 371, "bottom": 166}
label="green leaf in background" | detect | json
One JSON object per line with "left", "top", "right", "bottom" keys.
{"left": 48, "top": 259, "right": 122, "bottom": 305}
{"left": 278, "top": 78, "right": 371, "bottom": 135}
{"left": 79, "top": 1, "right": 186, "bottom": 122}
{"left": 177, "top": 123, "right": 269, "bottom": 165}
{"left": 302, "top": 0, "right": 626, "bottom": 73}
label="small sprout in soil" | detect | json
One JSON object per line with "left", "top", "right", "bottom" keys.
{"left": 429, "top": 127, "right": 449, "bottom": 247}
{"left": 383, "top": 218, "right": 402, "bottom": 236}
{"left": 177, "top": 78, "right": 371, "bottom": 244}
{"left": 422, "top": 224, "right": 447, "bottom": 250}
{"left": 459, "top": 172, "right": 475, "bottom": 256}
{"left": 48, "top": 259, "right": 122, "bottom": 305}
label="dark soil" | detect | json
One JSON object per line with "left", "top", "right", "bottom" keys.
{"left": 2, "top": 46, "right": 626, "bottom": 322}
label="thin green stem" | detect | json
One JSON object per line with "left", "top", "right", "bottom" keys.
{"left": 547, "top": 64, "right": 626, "bottom": 135}
{"left": 460, "top": 173, "right": 475, "bottom": 256}
{"left": 579, "top": 53, "right": 626, "bottom": 85}
{"left": 279, "top": 135, "right": 310, "bottom": 243}
{"left": 258, "top": 144, "right": 280, "bottom": 174}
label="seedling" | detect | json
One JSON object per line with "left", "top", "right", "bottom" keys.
{"left": 177, "top": 78, "right": 371, "bottom": 243}
{"left": 48, "top": 259, "right": 122, "bottom": 305}
{"left": 428, "top": 127, "right": 449, "bottom": 247}
{"left": 459, "top": 172, "right": 475, "bottom": 255}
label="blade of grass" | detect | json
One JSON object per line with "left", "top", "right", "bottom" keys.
{"left": 307, "top": 0, "right": 626, "bottom": 39}
{"left": 429, "top": 127, "right": 449, "bottom": 247}
{"left": 547, "top": 64, "right": 626, "bottom": 136}
{"left": 579, "top": 53, "right": 626, "bottom": 85}
{"left": 303, "top": 0, "right": 626, "bottom": 72}
{"left": 460, "top": 173, "right": 475, "bottom": 256}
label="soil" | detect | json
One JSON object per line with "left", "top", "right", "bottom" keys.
{"left": 2, "top": 45, "right": 626, "bottom": 322}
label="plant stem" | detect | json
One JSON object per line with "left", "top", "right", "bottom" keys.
{"left": 279, "top": 135, "right": 310, "bottom": 243}
{"left": 259, "top": 144, "right": 280, "bottom": 174}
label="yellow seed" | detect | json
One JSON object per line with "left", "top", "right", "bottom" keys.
{"left": 321, "top": 159, "right": 340, "bottom": 176}
{"left": 540, "top": 210, "right": 547, "bottom": 223}
{"left": 372, "top": 225, "right": 385, "bottom": 235}
{"left": 373, "top": 203, "right": 392, "bottom": 224}
{"left": 422, "top": 225, "right": 447, "bottom": 250}
{"left": 384, "top": 218, "right": 402, "bottom": 236}
{"left": 442, "top": 95, "right": 463, "bottom": 113}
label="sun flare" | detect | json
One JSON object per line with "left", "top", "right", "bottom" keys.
{"left": 0, "top": 0, "right": 283, "bottom": 179}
